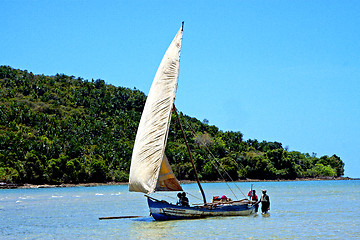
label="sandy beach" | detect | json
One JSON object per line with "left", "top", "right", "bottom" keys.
{"left": 0, "top": 177, "right": 356, "bottom": 189}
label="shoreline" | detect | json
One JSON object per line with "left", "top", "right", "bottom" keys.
{"left": 0, "top": 177, "right": 357, "bottom": 189}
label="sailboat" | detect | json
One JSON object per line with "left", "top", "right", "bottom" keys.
{"left": 129, "top": 22, "right": 254, "bottom": 221}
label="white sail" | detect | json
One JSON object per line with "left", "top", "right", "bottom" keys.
{"left": 129, "top": 25, "right": 183, "bottom": 194}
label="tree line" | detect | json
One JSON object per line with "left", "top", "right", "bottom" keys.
{"left": 0, "top": 66, "right": 344, "bottom": 184}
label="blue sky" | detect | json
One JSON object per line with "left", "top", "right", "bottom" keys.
{"left": 1, "top": 0, "right": 359, "bottom": 177}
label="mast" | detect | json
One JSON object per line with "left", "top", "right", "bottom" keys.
{"left": 173, "top": 104, "right": 207, "bottom": 204}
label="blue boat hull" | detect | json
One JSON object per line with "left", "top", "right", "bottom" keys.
{"left": 147, "top": 197, "right": 254, "bottom": 221}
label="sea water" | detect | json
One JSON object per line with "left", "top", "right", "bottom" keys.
{"left": 1, "top": 180, "right": 359, "bottom": 239}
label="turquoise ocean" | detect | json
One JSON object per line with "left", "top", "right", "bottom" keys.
{"left": 1, "top": 180, "right": 359, "bottom": 239}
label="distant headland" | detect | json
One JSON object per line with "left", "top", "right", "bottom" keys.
{"left": 0, "top": 66, "right": 346, "bottom": 186}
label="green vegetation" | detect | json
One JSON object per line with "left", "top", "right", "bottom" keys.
{"left": 0, "top": 66, "right": 344, "bottom": 184}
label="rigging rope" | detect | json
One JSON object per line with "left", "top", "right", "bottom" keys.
{"left": 186, "top": 191, "right": 203, "bottom": 202}
{"left": 176, "top": 110, "right": 247, "bottom": 199}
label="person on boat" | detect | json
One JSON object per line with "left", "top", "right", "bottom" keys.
{"left": 176, "top": 192, "right": 182, "bottom": 205}
{"left": 260, "top": 189, "right": 270, "bottom": 214}
{"left": 180, "top": 192, "right": 189, "bottom": 207}
{"left": 177, "top": 192, "right": 190, "bottom": 207}
{"left": 249, "top": 190, "right": 259, "bottom": 213}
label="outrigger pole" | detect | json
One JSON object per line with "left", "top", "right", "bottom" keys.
{"left": 173, "top": 104, "right": 207, "bottom": 204}
{"left": 99, "top": 216, "right": 142, "bottom": 220}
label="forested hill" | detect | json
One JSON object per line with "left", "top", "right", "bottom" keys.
{"left": 0, "top": 66, "right": 344, "bottom": 185}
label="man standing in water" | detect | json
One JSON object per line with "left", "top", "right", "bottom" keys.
{"left": 248, "top": 190, "right": 259, "bottom": 213}
{"left": 260, "top": 189, "right": 270, "bottom": 214}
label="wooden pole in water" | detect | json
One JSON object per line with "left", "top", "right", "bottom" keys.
{"left": 99, "top": 216, "right": 142, "bottom": 220}
{"left": 173, "top": 104, "right": 207, "bottom": 204}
